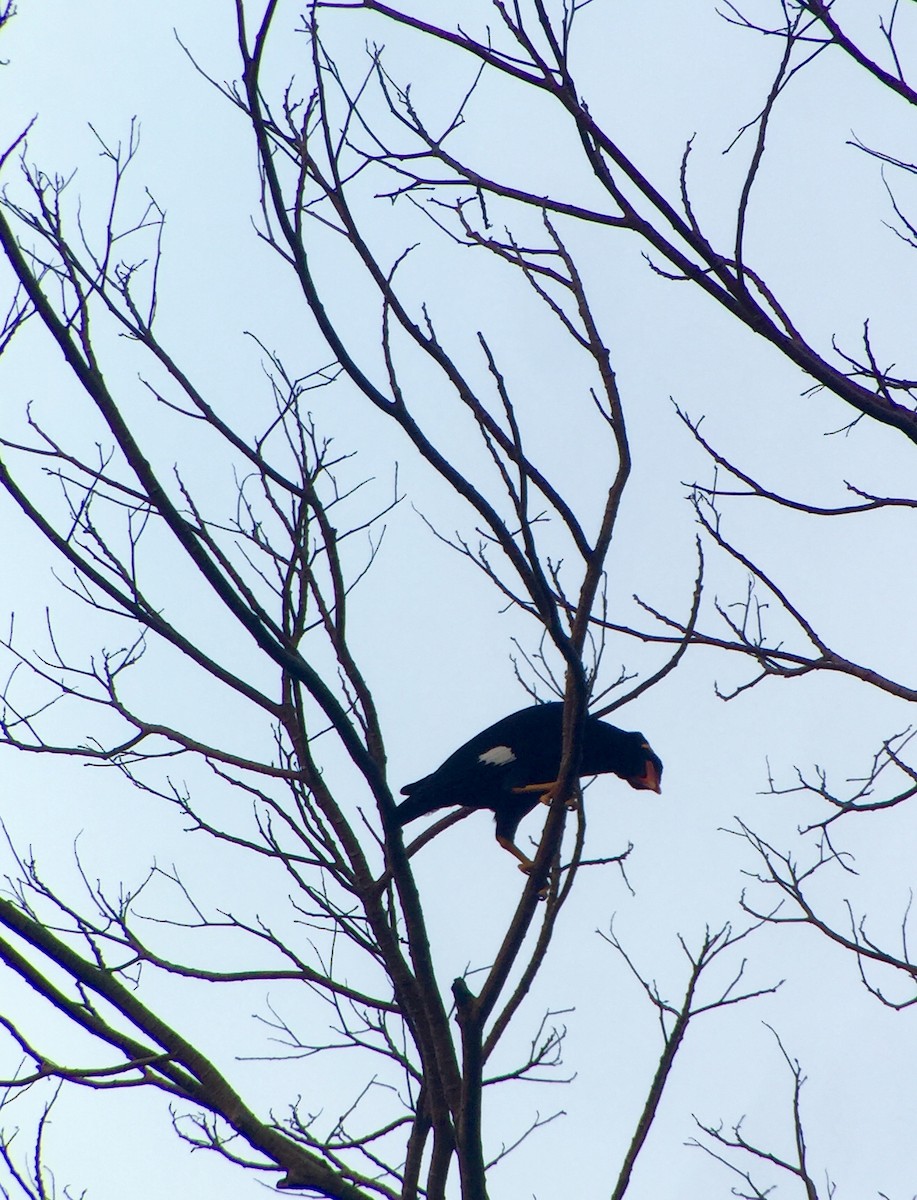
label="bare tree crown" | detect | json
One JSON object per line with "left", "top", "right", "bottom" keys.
{"left": 0, "top": 2, "right": 915, "bottom": 1197}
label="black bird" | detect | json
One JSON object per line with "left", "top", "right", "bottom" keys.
{"left": 397, "top": 702, "right": 662, "bottom": 872}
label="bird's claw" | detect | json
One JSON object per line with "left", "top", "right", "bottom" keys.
{"left": 536, "top": 789, "right": 577, "bottom": 812}
{"left": 517, "top": 860, "right": 548, "bottom": 899}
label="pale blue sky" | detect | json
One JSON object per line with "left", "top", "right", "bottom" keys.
{"left": 1, "top": 4, "right": 916, "bottom": 1198}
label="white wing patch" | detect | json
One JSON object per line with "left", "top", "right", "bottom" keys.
{"left": 478, "top": 745, "right": 516, "bottom": 767}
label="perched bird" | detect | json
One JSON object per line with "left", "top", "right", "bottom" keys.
{"left": 397, "top": 702, "right": 662, "bottom": 872}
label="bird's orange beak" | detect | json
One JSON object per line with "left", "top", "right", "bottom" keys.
{"left": 626, "top": 759, "right": 662, "bottom": 794}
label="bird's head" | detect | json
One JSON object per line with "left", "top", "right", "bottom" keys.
{"left": 622, "top": 742, "right": 663, "bottom": 794}
{"left": 584, "top": 720, "right": 664, "bottom": 793}
{"left": 605, "top": 732, "right": 663, "bottom": 794}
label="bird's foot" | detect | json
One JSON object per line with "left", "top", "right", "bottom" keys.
{"left": 517, "top": 861, "right": 548, "bottom": 899}
{"left": 538, "top": 790, "right": 577, "bottom": 813}
{"left": 511, "top": 781, "right": 577, "bottom": 811}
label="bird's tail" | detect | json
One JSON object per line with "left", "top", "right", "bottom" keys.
{"left": 394, "top": 790, "right": 430, "bottom": 827}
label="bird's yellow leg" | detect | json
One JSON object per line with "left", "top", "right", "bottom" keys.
{"left": 496, "top": 836, "right": 549, "bottom": 898}
{"left": 511, "top": 781, "right": 578, "bottom": 811}
{"left": 496, "top": 835, "right": 535, "bottom": 873}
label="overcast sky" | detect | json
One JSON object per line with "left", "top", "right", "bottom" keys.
{"left": 1, "top": 4, "right": 917, "bottom": 1198}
